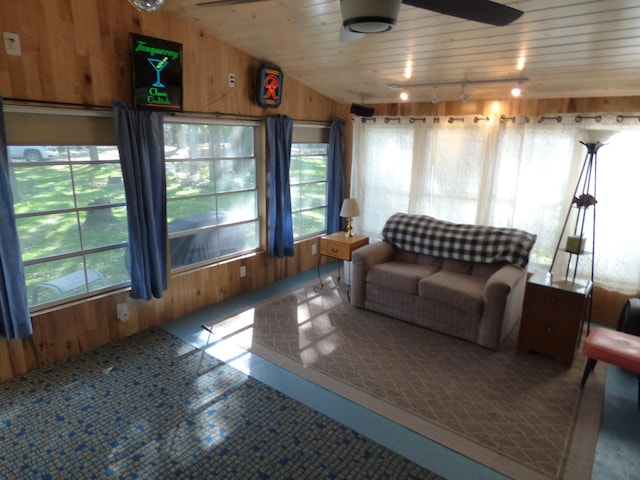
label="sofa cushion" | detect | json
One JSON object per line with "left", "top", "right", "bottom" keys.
{"left": 416, "top": 254, "right": 442, "bottom": 268}
{"left": 366, "top": 262, "right": 439, "bottom": 294}
{"left": 418, "top": 271, "right": 485, "bottom": 315}
{"left": 472, "top": 262, "right": 504, "bottom": 279}
{"left": 394, "top": 250, "right": 419, "bottom": 264}
{"left": 441, "top": 259, "right": 473, "bottom": 275}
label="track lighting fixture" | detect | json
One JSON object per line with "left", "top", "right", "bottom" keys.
{"left": 459, "top": 86, "right": 469, "bottom": 102}
{"left": 400, "top": 91, "right": 409, "bottom": 101}
{"left": 388, "top": 77, "right": 529, "bottom": 102}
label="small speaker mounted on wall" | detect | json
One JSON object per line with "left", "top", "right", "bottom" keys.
{"left": 350, "top": 103, "right": 375, "bottom": 117}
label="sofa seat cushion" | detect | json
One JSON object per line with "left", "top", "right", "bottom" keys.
{"left": 418, "top": 271, "right": 485, "bottom": 315}
{"left": 366, "top": 262, "right": 439, "bottom": 294}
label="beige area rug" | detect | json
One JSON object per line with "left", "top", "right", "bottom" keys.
{"left": 203, "top": 275, "right": 605, "bottom": 480}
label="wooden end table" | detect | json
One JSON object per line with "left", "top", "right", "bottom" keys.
{"left": 317, "top": 232, "right": 369, "bottom": 296}
{"left": 517, "top": 271, "right": 593, "bottom": 365}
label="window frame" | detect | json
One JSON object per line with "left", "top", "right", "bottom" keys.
{"left": 163, "top": 116, "right": 263, "bottom": 272}
{"left": 5, "top": 106, "right": 130, "bottom": 312}
{"left": 289, "top": 142, "right": 329, "bottom": 240}
{"left": 290, "top": 124, "right": 330, "bottom": 241}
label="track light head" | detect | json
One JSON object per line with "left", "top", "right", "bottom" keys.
{"left": 459, "top": 86, "right": 469, "bottom": 102}
{"left": 431, "top": 91, "right": 439, "bottom": 104}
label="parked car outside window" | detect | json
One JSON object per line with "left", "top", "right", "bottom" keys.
{"left": 8, "top": 145, "right": 59, "bottom": 162}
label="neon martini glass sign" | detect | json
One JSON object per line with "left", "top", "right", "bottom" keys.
{"left": 147, "top": 56, "right": 169, "bottom": 87}
{"left": 130, "top": 33, "right": 183, "bottom": 111}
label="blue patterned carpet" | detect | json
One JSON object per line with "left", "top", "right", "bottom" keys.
{"left": 0, "top": 327, "right": 442, "bottom": 479}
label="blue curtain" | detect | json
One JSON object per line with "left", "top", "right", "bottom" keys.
{"left": 0, "top": 95, "right": 32, "bottom": 339}
{"left": 266, "top": 115, "right": 294, "bottom": 257}
{"left": 112, "top": 101, "right": 167, "bottom": 300}
{"left": 326, "top": 117, "right": 345, "bottom": 234}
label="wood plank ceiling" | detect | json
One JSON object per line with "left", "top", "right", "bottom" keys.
{"left": 163, "top": 0, "right": 640, "bottom": 104}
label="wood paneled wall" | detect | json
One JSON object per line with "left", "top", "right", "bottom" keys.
{"left": 0, "top": 0, "right": 636, "bottom": 380}
{"left": 0, "top": 0, "right": 347, "bottom": 119}
{"left": 0, "top": 0, "right": 347, "bottom": 381}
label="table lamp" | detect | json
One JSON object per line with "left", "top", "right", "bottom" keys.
{"left": 340, "top": 198, "right": 361, "bottom": 238}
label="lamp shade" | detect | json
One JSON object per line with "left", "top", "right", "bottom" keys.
{"left": 340, "top": 198, "right": 361, "bottom": 218}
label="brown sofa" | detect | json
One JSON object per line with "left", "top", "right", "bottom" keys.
{"left": 350, "top": 213, "right": 536, "bottom": 350}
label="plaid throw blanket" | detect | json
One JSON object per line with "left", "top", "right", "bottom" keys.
{"left": 382, "top": 213, "right": 537, "bottom": 268}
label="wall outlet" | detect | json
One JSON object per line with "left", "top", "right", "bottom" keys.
{"left": 311, "top": 243, "right": 318, "bottom": 255}
{"left": 240, "top": 265, "right": 246, "bottom": 277}
{"left": 117, "top": 303, "right": 129, "bottom": 322}
{"left": 228, "top": 73, "right": 236, "bottom": 87}
{"left": 3, "top": 32, "right": 22, "bottom": 56}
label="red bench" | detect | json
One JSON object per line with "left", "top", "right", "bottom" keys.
{"left": 581, "top": 327, "right": 640, "bottom": 408}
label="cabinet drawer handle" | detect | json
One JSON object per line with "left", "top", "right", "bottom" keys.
{"left": 331, "top": 248, "right": 339, "bottom": 253}
{"left": 545, "top": 324, "right": 554, "bottom": 333}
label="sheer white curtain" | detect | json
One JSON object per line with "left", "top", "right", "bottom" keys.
{"left": 350, "top": 114, "right": 640, "bottom": 293}
{"left": 414, "top": 116, "right": 498, "bottom": 223}
{"left": 485, "top": 119, "right": 584, "bottom": 267}
{"left": 351, "top": 119, "right": 416, "bottom": 239}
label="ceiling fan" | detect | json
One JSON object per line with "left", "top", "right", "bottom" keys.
{"left": 194, "top": 0, "right": 523, "bottom": 40}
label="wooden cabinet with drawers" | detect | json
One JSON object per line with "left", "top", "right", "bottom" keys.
{"left": 517, "top": 272, "right": 592, "bottom": 365}
{"left": 319, "top": 232, "right": 369, "bottom": 261}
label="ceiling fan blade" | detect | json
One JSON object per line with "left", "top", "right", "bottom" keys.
{"left": 340, "top": 26, "right": 365, "bottom": 42}
{"left": 402, "top": 0, "right": 523, "bottom": 26}
{"left": 197, "top": 0, "right": 270, "bottom": 6}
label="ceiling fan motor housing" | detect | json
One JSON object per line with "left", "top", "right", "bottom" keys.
{"left": 341, "top": 0, "right": 402, "bottom": 33}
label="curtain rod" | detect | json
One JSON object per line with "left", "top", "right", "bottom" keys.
{"left": 4, "top": 97, "right": 111, "bottom": 112}
{"left": 358, "top": 113, "right": 640, "bottom": 125}
{"left": 175, "top": 109, "right": 332, "bottom": 125}
{"left": 4, "top": 97, "right": 333, "bottom": 125}
{"left": 8, "top": 97, "right": 638, "bottom": 125}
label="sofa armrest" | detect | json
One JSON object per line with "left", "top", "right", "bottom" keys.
{"left": 477, "top": 264, "right": 528, "bottom": 349}
{"left": 350, "top": 241, "right": 395, "bottom": 307}
{"left": 484, "top": 264, "right": 525, "bottom": 300}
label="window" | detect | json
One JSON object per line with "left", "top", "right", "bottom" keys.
{"left": 164, "top": 119, "right": 260, "bottom": 270}
{"left": 290, "top": 125, "right": 330, "bottom": 239}
{"left": 6, "top": 108, "right": 129, "bottom": 310}
{"left": 351, "top": 115, "right": 640, "bottom": 293}
{"left": 290, "top": 143, "right": 328, "bottom": 239}
{"left": 9, "top": 143, "right": 129, "bottom": 309}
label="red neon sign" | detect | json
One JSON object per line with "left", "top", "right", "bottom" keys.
{"left": 257, "top": 65, "right": 283, "bottom": 108}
